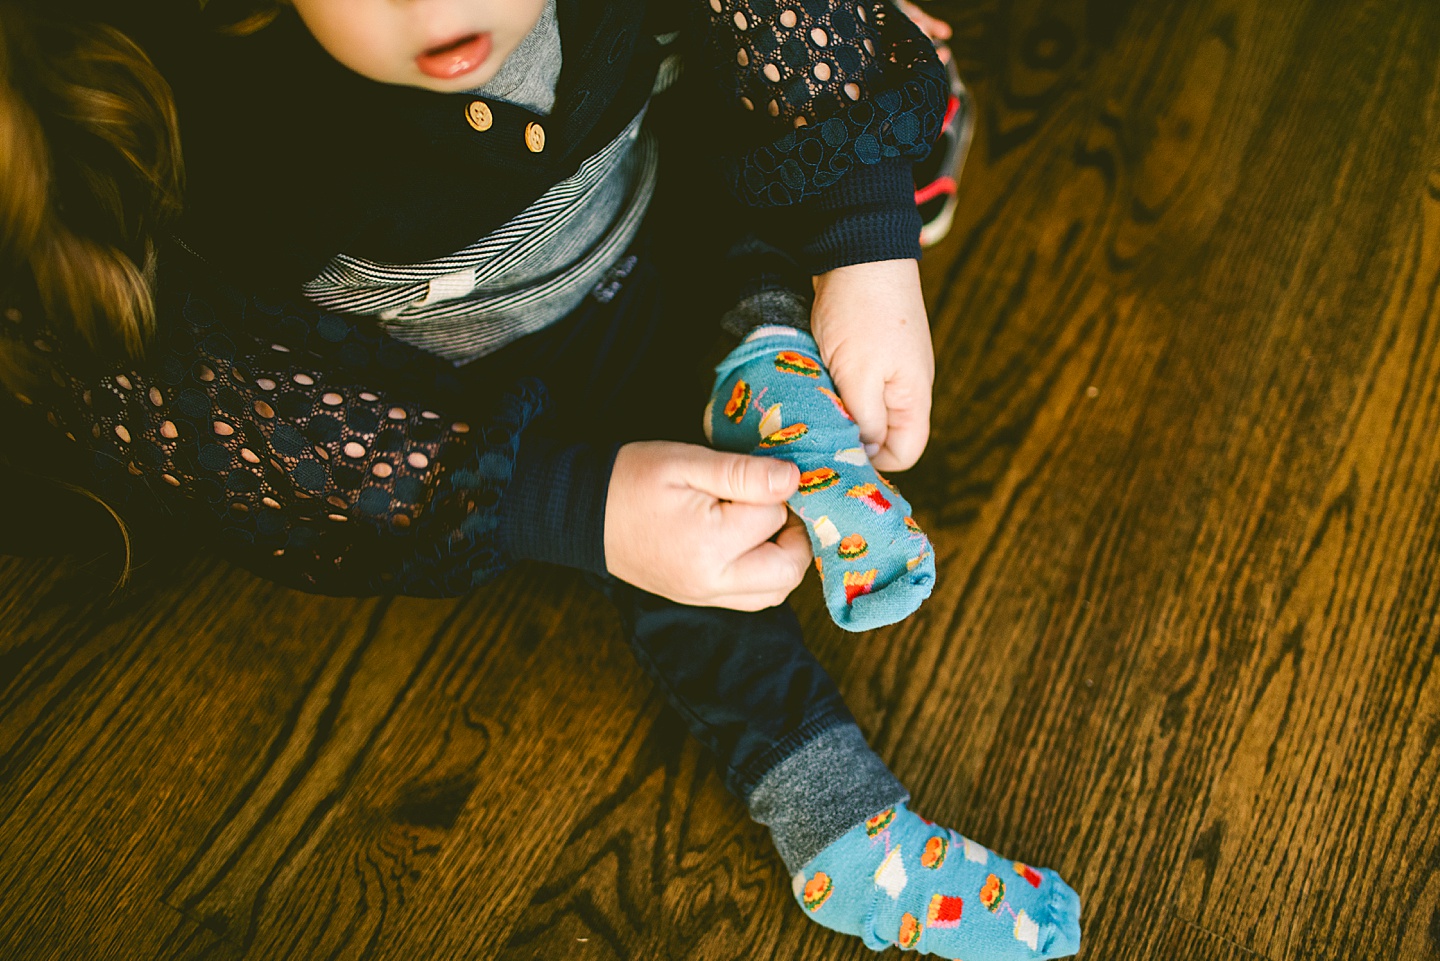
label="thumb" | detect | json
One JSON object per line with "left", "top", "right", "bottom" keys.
{"left": 833, "top": 369, "right": 889, "bottom": 451}
{"left": 871, "top": 375, "right": 932, "bottom": 471}
{"left": 684, "top": 448, "right": 799, "bottom": 504}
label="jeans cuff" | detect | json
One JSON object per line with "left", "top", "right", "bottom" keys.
{"left": 743, "top": 722, "right": 910, "bottom": 874}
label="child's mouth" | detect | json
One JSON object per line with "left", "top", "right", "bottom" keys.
{"left": 415, "top": 33, "right": 492, "bottom": 81}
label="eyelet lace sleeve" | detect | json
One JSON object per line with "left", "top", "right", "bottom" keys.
{"left": 0, "top": 252, "right": 547, "bottom": 598}
{"left": 695, "top": 0, "right": 949, "bottom": 206}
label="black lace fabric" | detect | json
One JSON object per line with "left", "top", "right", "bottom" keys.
{"left": 0, "top": 254, "right": 546, "bottom": 597}
{"left": 706, "top": 0, "right": 885, "bottom": 124}
{"left": 697, "top": 0, "right": 949, "bottom": 204}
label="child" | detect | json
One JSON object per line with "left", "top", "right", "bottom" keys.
{"left": 0, "top": 0, "right": 1081, "bottom": 955}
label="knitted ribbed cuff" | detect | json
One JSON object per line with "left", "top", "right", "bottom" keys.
{"left": 795, "top": 157, "right": 923, "bottom": 275}
{"left": 498, "top": 433, "right": 622, "bottom": 575}
{"left": 745, "top": 722, "right": 910, "bottom": 873}
{"left": 719, "top": 289, "right": 813, "bottom": 338}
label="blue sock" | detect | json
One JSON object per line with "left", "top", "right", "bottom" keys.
{"left": 794, "top": 802, "right": 1082, "bottom": 958}
{"left": 705, "top": 326, "right": 936, "bottom": 631}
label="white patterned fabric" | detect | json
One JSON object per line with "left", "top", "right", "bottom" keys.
{"left": 303, "top": 105, "right": 658, "bottom": 366}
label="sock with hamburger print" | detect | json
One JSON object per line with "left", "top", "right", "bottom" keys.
{"left": 704, "top": 326, "right": 936, "bottom": 631}
{"left": 793, "top": 801, "right": 1083, "bottom": 958}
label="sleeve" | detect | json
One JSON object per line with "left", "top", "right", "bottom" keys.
{"left": 0, "top": 249, "right": 613, "bottom": 598}
{"left": 691, "top": 0, "right": 949, "bottom": 273}
{"left": 499, "top": 433, "right": 620, "bottom": 574}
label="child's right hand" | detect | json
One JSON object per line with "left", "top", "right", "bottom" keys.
{"left": 604, "top": 441, "right": 812, "bottom": 610}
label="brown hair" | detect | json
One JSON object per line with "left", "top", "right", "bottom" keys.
{"left": 0, "top": 2, "right": 273, "bottom": 591}
{"left": 202, "top": 0, "right": 285, "bottom": 37}
{"left": 0, "top": 4, "right": 184, "bottom": 370}
{"left": 0, "top": 2, "right": 283, "bottom": 385}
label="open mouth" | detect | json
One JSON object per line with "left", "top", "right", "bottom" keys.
{"left": 415, "top": 32, "right": 492, "bottom": 81}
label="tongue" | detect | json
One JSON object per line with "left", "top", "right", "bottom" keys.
{"left": 415, "top": 33, "right": 491, "bottom": 81}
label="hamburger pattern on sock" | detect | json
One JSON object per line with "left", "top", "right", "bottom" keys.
{"left": 704, "top": 326, "right": 936, "bottom": 631}
{"left": 791, "top": 801, "right": 1083, "bottom": 959}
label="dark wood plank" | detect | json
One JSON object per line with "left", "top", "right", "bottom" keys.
{"left": 0, "top": 891, "right": 236, "bottom": 961}
{"left": 0, "top": 554, "right": 373, "bottom": 960}
{"left": 223, "top": 571, "right": 661, "bottom": 960}
{"left": 5, "top": 1, "right": 1440, "bottom": 959}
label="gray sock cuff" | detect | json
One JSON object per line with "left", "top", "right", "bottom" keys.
{"left": 720, "top": 289, "right": 812, "bottom": 339}
{"left": 744, "top": 722, "right": 909, "bottom": 874}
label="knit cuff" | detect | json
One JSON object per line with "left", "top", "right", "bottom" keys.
{"left": 498, "top": 433, "right": 621, "bottom": 575}
{"left": 794, "top": 157, "right": 923, "bottom": 275}
{"left": 720, "top": 289, "right": 813, "bottom": 339}
{"left": 744, "top": 722, "right": 910, "bottom": 873}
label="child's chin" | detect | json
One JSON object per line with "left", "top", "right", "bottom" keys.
{"left": 405, "top": 68, "right": 498, "bottom": 93}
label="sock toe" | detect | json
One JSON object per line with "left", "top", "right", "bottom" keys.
{"left": 840, "top": 555, "right": 936, "bottom": 630}
{"left": 1038, "top": 872, "right": 1083, "bottom": 958}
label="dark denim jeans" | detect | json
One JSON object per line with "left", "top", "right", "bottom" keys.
{"left": 461, "top": 211, "right": 857, "bottom": 801}
{"left": 592, "top": 572, "right": 856, "bottom": 798}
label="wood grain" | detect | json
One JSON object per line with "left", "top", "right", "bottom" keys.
{"left": 4, "top": 1, "right": 1440, "bottom": 958}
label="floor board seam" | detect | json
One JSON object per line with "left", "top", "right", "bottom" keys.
{"left": 1169, "top": 914, "right": 1275, "bottom": 960}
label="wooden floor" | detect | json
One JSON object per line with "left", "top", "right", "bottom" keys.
{"left": 5, "top": 1, "right": 1440, "bottom": 958}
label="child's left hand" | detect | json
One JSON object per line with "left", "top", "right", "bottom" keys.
{"left": 809, "top": 259, "right": 935, "bottom": 472}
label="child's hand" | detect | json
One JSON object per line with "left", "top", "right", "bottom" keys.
{"left": 810, "top": 259, "right": 935, "bottom": 472}
{"left": 604, "top": 441, "right": 812, "bottom": 610}
{"left": 895, "top": 0, "right": 953, "bottom": 43}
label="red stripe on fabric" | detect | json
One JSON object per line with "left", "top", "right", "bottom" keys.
{"left": 940, "top": 96, "right": 960, "bottom": 136}
{"left": 913, "top": 176, "right": 957, "bottom": 205}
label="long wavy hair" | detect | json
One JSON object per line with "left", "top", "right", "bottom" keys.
{"left": 0, "top": 1, "right": 284, "bottom": 383}
{"left": 0, "top": 0, "right": 279, "bottom": 588}
{"left": 0, "top": 4, "right": 180, "bottom": 376}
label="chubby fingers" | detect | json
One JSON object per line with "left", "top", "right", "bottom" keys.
{"left": 831, "top": 366, "right": 931, "bottom": 472}
{"left": 716, "top": 509, "right": 812, "bottom": 605}
{"left": 672, "top": 444, "right": 812, "bottom": 605}
{"left": 831, "top": 365, "right": 890, "bottom": 454}
{"left": 871, "top": 375, "right": 932, "bottom": 472}
{"left": 895, "top": 0, "right": 952, "bottom": 41}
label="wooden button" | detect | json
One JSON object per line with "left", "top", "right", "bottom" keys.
{"left": 465, "top": 100, "right": 493, "bottom": 132}
{"left": 525, "top": 121, "right": 546, "bottom": 152}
